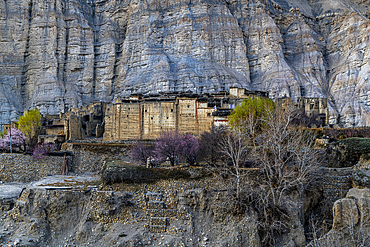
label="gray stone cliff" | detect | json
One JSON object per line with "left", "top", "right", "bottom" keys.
{"left": 1, "top": 0, "right": 370, "bottom": 126}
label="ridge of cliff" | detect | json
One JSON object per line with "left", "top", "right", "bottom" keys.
{"left": 1, "top": 0, "right": 370, "bottom": 126}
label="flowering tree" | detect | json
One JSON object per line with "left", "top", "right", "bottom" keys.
{"left": 32, "top": 142, "right": 57, "bottom": 159}
{"left": 0, "top": 128, "right": 27, "bottom": 152}
{"left": 181, "top": 134, "right": 199, "bottom": 165}
{"left": 153, "top": 131, "right": 200, "bottom": 166}
{"left": 130, "top": 140, "right": 154, "bottom": 165}
{"left": 198, "top": 126, "right": 226, "bottom": 165}
{"left": 154, "top": 131, "right": 184, "bottom": 166}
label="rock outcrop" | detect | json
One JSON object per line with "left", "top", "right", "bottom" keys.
{"left": 315, "top": 188, "right": 370, "bottom": 246}
{"left": 1, "top": 0, "right": 370, "bottom": 126}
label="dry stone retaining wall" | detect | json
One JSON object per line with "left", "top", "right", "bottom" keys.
{"left": 319, "top": 167, "right": 354, "bottom": 205}
{"left": 61, "top": 143, "right": 130, "bottom": 174}
{"left": 0, "top": 154, "right": 71, "bottom": 183}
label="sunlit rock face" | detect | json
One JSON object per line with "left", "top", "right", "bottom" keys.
{"left": 1, "top": 0, "right": 370, "bottom": 126}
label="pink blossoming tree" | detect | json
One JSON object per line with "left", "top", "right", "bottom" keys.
{"left": 153, "top": 131, "right": 200, "bottom": 166}
{"left": 130, "top": 140, "right": 154, "bottom": 165}
{"left": 154, "top": 131, "right": 184, "bottom": 166}
{"left": 0, "top": 128, "right": 27, "bottom": 152}
{"left": 181, "top": 134, "right": 199, "bottom": 166}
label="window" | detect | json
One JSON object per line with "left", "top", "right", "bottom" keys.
{"left": 187, "top": 105, "right": 190, "bottom": 108}
{"left": 171, "top": 109, "right": 173, "bottom": 112}
{"left": 145, "top": 109, "right": 147, "bottom": 112}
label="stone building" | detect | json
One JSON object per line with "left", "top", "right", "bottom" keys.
{"left": 63, "top": 102, "right": 107, "bottom": 140}
{"left": 276, "top": 96, "right": 329, "bottom": 126}
{"left": 103, "top": 93, "right": 217, "bottom": 141}
{"left": 42, "top": 88, "right": 329, "bottom": 142}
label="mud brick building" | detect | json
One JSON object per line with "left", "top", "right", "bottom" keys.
{"left": 42, "top": 87, "right": 329, "bottom": 141}
{"left": 103, "top": 94, "right": 217, "bottom": 141}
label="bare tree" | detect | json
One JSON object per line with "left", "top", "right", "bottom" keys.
{"left": 212, "top": 103, "right": 321, "bottom": 246}
{"left": 198, "top": 126, "right": 226, "bottom": 165}
{"left": 210, "top": 129, "right": 250, "bottom": 213}
{"left": 250, "top": 104, "right": 321, "bottom": 245}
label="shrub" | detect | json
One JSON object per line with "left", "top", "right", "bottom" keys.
{"left": 198, "top": 126, "right": 226, "bottom": 165}
{"left": 101, "top": 165, "right": 191, "bottom": 184}
{"left": 32, "top": 142, "right": 57, "bottom": 159}
{"left": 130, "top": 140, "right": 154, "bottom": 165}
{"left": 181, "top": 134, "right": 199, "bottom": 166}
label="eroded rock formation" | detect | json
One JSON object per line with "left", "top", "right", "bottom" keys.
{"left": 1, "top": 0, "right": 370, "bottom": 126}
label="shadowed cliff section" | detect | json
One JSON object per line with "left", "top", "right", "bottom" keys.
{"left": 0, "top": 0, "right": 370, "bottom": 126}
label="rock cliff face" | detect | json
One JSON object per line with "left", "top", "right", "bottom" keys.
{"left": 1, "top": 0, "right": 370, "bottom": 126}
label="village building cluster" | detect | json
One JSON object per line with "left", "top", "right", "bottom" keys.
{"left": 34, "top": 87, "right": 329, "bottom": 143}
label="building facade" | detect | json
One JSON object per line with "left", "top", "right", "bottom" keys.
{"left": 41, "top": 88, "right": 329, "bottom": 141}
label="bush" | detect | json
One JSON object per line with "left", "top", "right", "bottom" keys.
{"left": 326, "top": 137, "right": 370, "bottom": 168}
{"left": 32, "top": 142, "right": 57, "bottom": 159}
{"left": 101, "top": 165, "right": 191, "bottom": 184}
{"left": 323, "top": 127, "right": 370, "bottom": 140}
{"left": 130, "top": 140, "right": 154, "bottom": 165}
{"left": 198, "top": 126, "right": 226, "bottom": 165}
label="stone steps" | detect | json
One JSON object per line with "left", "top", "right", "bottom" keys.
{"left": 147, "top": 200, "right": 165, "bottom": 209}
{"left": 146, "top": 209, "right": 178, "bottom": 218}
{"left": 144, "top": 192, "right": 190, "bottom": 233}
{"left": 150, "top": 216, "right": 167, "bottom": 226}
{"left": 145, "top": 193, "right": 168, "bottom": 233}
{"left": 148, "top": 225, "right": 167, "bottom": 233}
{"left": 145, "top": 192, "right": 163, "bottom": 201}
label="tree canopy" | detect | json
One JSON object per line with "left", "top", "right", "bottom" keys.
{"left": 0, "top": 128, "right": 27, "bottom": 151}
{"left": 17, "top": 109, "right": 42, "bottom": 148}
{"left": 228, "top": 96, "right": 275, "bottom": 139}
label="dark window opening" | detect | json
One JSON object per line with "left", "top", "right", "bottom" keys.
{"left": 187, "top": 105, "right": 190, "bottom": 108}
{"left": 83, "top": 115, "right": 90, "bottom": 122}
{"left": 207, "top": 113, "right": 211, "bottom": 117}
{"left": 171, "top": 109, "right": 173, "bottom": 112}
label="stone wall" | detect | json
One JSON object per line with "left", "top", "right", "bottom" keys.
{"left": 61, "top": 143, "right": 130, "bottom": 174}
{"left": 0, "top": 154, "right": 71, "bottom": 183}
{"left": 319, "top": 167, "right": 354, "bottom": 205}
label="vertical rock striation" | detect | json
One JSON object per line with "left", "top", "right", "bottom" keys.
{"left": 0, "top": 0, "right": 370, "bottom": 126}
